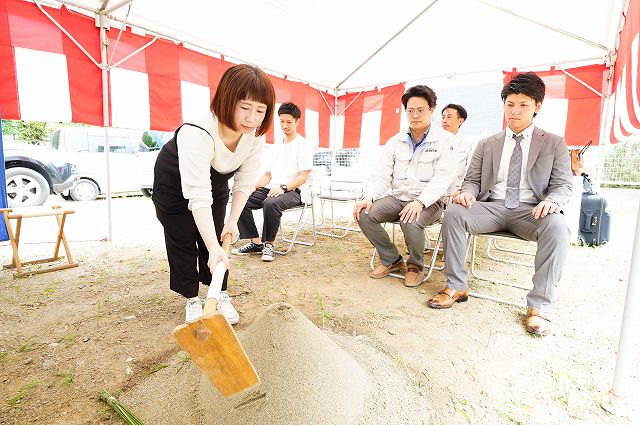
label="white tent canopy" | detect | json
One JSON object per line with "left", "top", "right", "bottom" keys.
{"left": 57, "top": 0, "right": 623, "bottom": 91}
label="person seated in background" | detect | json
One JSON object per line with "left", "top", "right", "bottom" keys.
{"left": 353, "top": 85, "right": 457, "bottom": 288}
{"left": 232, "top": 102, "right": 312, "bottom": 262}
{"left": 427, "top": 72, "right": 573, "bottom": 336}
{"left": 441, "top": 103, "right": 477, "bottom": 198}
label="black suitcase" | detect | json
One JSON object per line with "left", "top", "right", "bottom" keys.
{"left": 578, "top": 175, "right": 611, "bottom": 246}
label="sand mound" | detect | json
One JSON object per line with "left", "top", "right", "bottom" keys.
{"left": 123, "top": 303, "right": 430, "bottom": 424}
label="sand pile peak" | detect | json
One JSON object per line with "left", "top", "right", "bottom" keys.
{"left": 198, "top": 302, "right": 368, "bottom": 425}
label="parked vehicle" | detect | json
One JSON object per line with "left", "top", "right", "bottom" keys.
{"left": 51, "top": 127, "right": 149, "bottom": 201}
{"left": 3, "top": 140, "right": 79, "bottom": 207}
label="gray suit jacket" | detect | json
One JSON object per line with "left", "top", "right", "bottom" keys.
{"left": 461, "top": 127, "right": 573, "bottom": 207}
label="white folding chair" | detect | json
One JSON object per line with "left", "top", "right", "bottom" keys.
{"left": 467, "top": 231, "right": 536, "bottom": 308}
{"left": 274, "top": 166, "right": 324, "bottom": 255}
{"left": 315, "top": 171, "right": 365, "bottom": 238}
{"left": 369, "top": 219, "right": 443, "bottom": 282}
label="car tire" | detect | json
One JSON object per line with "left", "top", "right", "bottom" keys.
{"left": 70, "top": 179, "right": 99, "bottom": 201}
{"left": 5, "top": 167, "right": 50, "bottom": 207}
{"left": 141, "top": 188, "right": 153, "bottom": 198}
{"left": 60, "top": 192, "right": 74, "bottom": 201}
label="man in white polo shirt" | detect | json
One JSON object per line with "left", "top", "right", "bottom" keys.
{"left": 232, "top": 102, "right": 313, "bottom": 261}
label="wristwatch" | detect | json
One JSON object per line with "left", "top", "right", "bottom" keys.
{"left": 280, "top": 184, "right": 288, "bottom": 192}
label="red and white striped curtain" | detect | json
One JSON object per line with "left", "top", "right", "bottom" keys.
{"left": 608, "top": 0, "right": 640, "bottom": 144}
{"left": 0, "top": 0, "right": 406, "bottom": 149}
{"left": 504, "top": 64, "right": 608, "bottom": 146}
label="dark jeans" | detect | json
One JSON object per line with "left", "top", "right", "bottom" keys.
{"left": 238, "top": 187, "right": 302, "bottom": 243}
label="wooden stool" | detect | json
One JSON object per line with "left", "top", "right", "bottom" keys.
{"left": 1, "top": 206, "right": 78, "bottom": 278}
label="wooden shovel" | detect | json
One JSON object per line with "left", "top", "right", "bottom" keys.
{"left": 173, "top": 233, "right": 260, "bottom": 396}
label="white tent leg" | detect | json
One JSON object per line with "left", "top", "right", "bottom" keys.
{"left": 605, "top": 199, "right": 640, "bottom": 414}
{"left": 99, "top": 14, "right": 113, "bottom": 241}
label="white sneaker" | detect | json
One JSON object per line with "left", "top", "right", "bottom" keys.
{"left": 185, "top": 297, "right": 203, "bottom": 322}
{"left": 217, "top": 291, "right": 239, "bottom": 325}
{"left": 261, "top": 242, "right": 275, "bottom": 262}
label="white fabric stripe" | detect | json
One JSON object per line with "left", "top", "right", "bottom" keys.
{"left": 181, "top": 80, "right": 210, "bottom": 123}
{"left": 273, "top": 103, "right": 283, "bottom": 145}
{"left": 330, "top": 115, "right": 345, "bottom": 149}
{"left": 360, "top": 110, "right": 382, "bottom": 152}
{"left": 14, "top": 48, "right": 72, "bottom": 122}
{"left": 304, "top": 108, "right": 319, "bottom": 148}
{"left": 110, "top": 67, "right": 150, "bottom": 129}
{"left": 535, "top": 98, "right": 568, "bottom": 137}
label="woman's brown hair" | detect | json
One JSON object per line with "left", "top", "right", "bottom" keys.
{"left": 211, "top": 64, "right": 276, "bottom": 137}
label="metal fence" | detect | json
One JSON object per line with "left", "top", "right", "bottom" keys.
{"left": 601, "top": 136, "right": 640, "bottom": 187}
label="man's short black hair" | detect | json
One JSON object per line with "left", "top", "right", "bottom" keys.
{"left": 278, "top": 102, "right": 301, "bottom": 119}
{"left": 501, "top": 72, "right": 546, "bottom": 104}
{"left": 441, "top": 104, "right": 468, "bottom": 121}
{"left": 401, "top": 85, "right": 437, "bottom": 109}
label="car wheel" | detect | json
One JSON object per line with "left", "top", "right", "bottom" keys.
{"left": 60, "top": 192, "right": 74, "bottom": 201}
{"left": 141, "top": 188, "right": 153, "bottom": 198}
{"left": 70, "top": 179, "right": 99, "bottom": 201}
{"left": 5, "top": 167, "right": 50, "bottom": 207}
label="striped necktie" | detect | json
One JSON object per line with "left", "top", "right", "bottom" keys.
{"left": 504, "top": 134, "right": 524, "bottom": 209}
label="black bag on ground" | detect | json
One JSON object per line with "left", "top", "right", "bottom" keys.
{"left": 578, "top": 174, "right": 611, "bottom": 246}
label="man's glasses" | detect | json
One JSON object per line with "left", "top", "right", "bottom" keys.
{"left": 406, "top": 107, "right": 430, "bottom": 117}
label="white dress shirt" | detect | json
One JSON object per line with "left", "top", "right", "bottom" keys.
{"left": 490, "top": 123, "right": 538, "bottom": 204}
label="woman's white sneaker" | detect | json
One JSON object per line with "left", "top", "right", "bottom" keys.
{"left": 185, "top": 297, "right": 203, "bottom": 322}
{"left": 217, "top": 291, "right": 239, "bottom": 325}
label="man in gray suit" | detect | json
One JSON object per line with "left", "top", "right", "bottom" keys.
{"left": 427, "top": 72, "right": 572, "bottom": 336}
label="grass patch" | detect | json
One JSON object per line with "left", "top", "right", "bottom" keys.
{"left": 56, "top": 372, "right": 74, "bottom": 386}
{"left": 60, "top": 333, "right": 79, "bottom": 348}
{"left": 145, "top": 363, "right": 168, "bottom": 376}
{"left": 314, "top": 292, "right": 334, "bottom": 327}
{"left": 6, "top": 381, "right": 39, "bottom": 407}
{"left": 18, "top": 341, "right": 41, "bottom": 353}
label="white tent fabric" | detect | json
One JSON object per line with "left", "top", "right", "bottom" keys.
{"left": 58, "top": 0, "right": 623, "bottom": 90}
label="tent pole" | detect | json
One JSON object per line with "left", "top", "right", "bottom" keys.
{"left": 98, "top": 12, "right": 113, "bottom": 241}
{"left": 604, "top": 199, "right": 640, "bottom": 413}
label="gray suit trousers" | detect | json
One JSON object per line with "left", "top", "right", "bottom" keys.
{"left": 443, "top": 200, "right": 570, "bottom": 313}
{"left": 358, "top": 195, "right": 443, "bottom": 269}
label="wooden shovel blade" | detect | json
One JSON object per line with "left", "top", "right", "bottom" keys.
{"left": 173, "top": 312, "right": 260, "bottom": 396}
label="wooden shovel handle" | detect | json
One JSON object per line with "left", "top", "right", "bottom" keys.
{"left": 220, "top": 232, "right": 232, "bottom": 253}
{"left": 202, "top": 233, "right": 233, "bottom": 316}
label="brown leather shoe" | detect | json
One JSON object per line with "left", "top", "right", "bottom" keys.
{"left": 524, "top": 307, "right": 552, "bottom": 336}
{"left": 403, "top": 264, "right": 424, "bottom": 287}
{"left": 427, "top": 287, "right": 469, "bottom": 309}
{"left": 369, "top": 257, "right": 405, "bottom": 279}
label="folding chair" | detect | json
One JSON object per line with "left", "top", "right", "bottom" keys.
{"left": 467, "top": 231, "right": 536, "bottom": 308}
{"left": 1, "top": 206, "right": 78, "bottom": 278}
{"left": 274, "top": 166, "right": 324, "bottom": 255}
{"left": 369, "top": 219, "right": 443, "bottom": 283}
{"left": 315, "top": 170, "right": 365, "bottom": 238}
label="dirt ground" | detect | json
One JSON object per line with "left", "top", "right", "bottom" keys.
{"left": 1, "top": 188, "right": 639, "bottom": 424}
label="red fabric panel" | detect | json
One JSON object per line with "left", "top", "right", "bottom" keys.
{"left": 107, "top": 28, "right": 147, "bottom": 73}
{"left": 7, "top": 0, "right": 62, "bottom": 53}
{"left": 341, "top": 92, "right": 364, "bottom": 148}
{"left": 207, "top": 56, "right": 233, "bottom": 102}
{"left": 146, "top": 39, "right": 181, "bottom": 130}
{"left": 60, "top": 6, "right": 101, "bottom": 126}
{"left": 565, "top": 97, "right": 602, "bottom": 146}
{"left": 0, "top": 0, "right": 19, "bottom": 119}
{"left": 318, "top": 91, "right": 331, "bottom": 148}
{"left": 179, "top": 46, "right": 208, "bottom": 86}
{"left": 379, "top": 84, "right": 404, "bottom": 144}
{"left": 289, "top": 81, "right": 307, "bottom": 137}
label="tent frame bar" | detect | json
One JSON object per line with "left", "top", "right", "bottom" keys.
{"left": 474, "top": 0, "right": 609, "bottom": 52}
{"left": 336, "top": 0, "right": 440, "bottom": 89}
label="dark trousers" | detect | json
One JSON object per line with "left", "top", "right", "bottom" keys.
{"left": 238, "top": 187, "right": 302, "bottom": 242}
{"left": 155, "top": 196, "right": 229, "bottom": 298}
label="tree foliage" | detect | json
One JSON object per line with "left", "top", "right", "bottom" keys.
{"left": 1, "top": 120, "right": 52, "bottom": 145}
